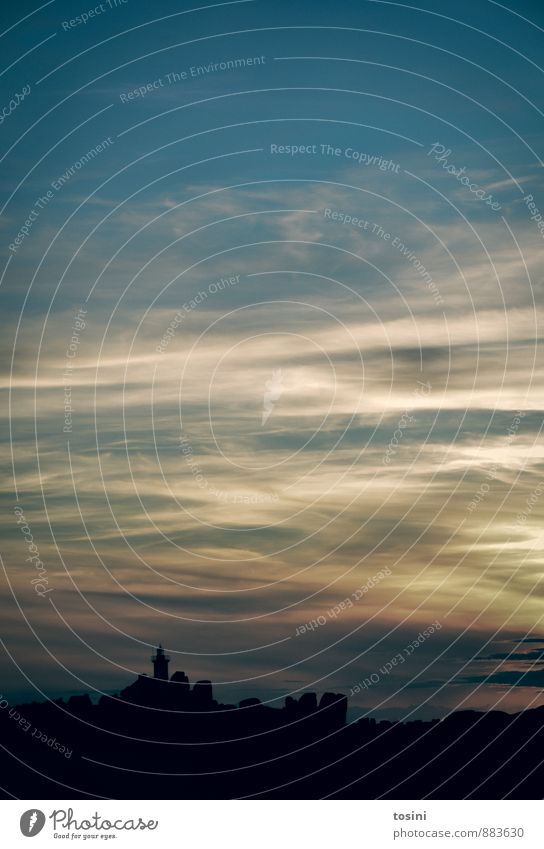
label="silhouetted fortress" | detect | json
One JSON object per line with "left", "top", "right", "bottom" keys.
{"left": 2, "top": 646, "right": 544, "bottom": 799}
{"left": 116, "top": 645, "right": 348, "bottom": 729}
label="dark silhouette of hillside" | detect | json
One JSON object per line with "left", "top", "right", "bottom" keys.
{"left": 1, "top": 647, "right": 542, "bottom": 799}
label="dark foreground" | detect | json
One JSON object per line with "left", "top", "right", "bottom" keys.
{"left": 1, "top": 669, "right": 542, "bottom": 799}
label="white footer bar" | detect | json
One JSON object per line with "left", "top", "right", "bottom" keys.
{"left": 1, "top": 799, "right": 540, "bottom": 848}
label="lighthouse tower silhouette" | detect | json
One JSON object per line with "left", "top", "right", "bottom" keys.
{"left": 151, "top": 644, "right": 170, "bottom": 680}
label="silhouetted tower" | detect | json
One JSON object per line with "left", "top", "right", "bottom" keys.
{"left": 151, "top": 644, "right": 170, "bottom": 680}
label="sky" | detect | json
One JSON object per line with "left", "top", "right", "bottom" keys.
{"left": 1, "top": 0, "right": 544, "bottom": 721}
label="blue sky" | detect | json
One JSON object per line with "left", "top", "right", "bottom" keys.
{"left": 1, "top": 0, "right": 544, "bottom": 720}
